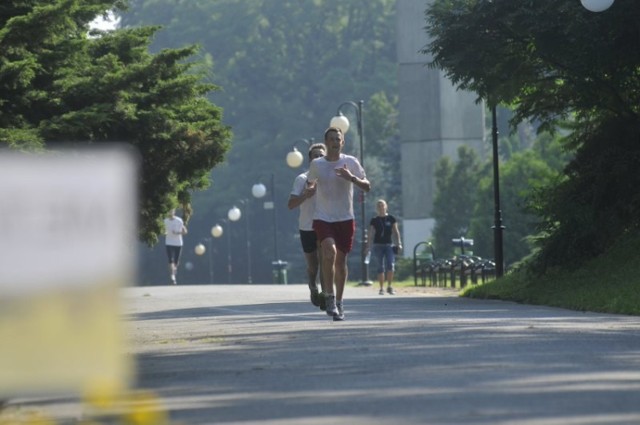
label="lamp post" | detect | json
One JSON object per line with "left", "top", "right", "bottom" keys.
{"left": 230, "top": 200, "right": 254, "bottom": 284}
{"left": 491, "top": 104, "right": 504, "bottom": 278}
{"left": 212, "top": 223, "right": 226, "bottom": 283}
{"left": 252, "top": 175, "right": 279, "bottom": 260}
{"left": 227, "top": 206, "right": 243, "bottom": 283}
{"left": 286, "top": 138, "right": 315, "bottom": 169}
{"left": 253, "top": 174, "right": 286, "bottom": 283}
{"left": 194, "top": 241, "right": 212, "bottom": 284}
{"left": 330, "top": 100, "right": 372, "bottom": 286}
{"left": 580, "top": 0, "right": 614, "bottom": 12}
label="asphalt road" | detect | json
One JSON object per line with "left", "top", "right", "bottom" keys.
{"left": 10, "top": 284, "right": 640, "bottom": 424}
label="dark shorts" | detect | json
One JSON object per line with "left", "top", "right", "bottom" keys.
{"left": 166, "top": 245, "right": 182, "bottom": 264}
{"left": 312, "top": 219, "right": 355, "bottom": 254}
{"left": 299, "top": 230, "right": 318, "bottom": 254}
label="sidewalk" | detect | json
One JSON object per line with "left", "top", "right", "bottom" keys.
{"left": 9, "top": 284, "right": 640, "bottom": 424}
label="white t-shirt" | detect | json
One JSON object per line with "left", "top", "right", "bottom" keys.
{"left": 164, "top": 216, "right": 184, "bottom": 246}
{"left": 307, "top": 154, "right": 365, "bottom": 222}
{"left": 290, "top": 171, "right": 316, "bottom": 231}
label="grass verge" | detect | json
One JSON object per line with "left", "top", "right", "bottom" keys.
{"left": 462, "top": 232, "right": 640, "bottom": 316}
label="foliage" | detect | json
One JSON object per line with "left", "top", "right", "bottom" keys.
{"left": 430, "top": 119, "right": 569, "bottom": 266}
{"left": 532, "top": 115, "right": 640, "bottom": 269}
{"left": 424, "top": 0, "right": 640, "bottom": 130}
{"left": 432, "top": 145, "right": 481, "bottom": 258}
{"left": 0, "top": 0, "right": 232, "bottom": 245}
{"left": 363, "top": 91, "right": 401, "bottom": 214}
{"left": 470, "top": 148, "right": 559, "bottom": 265}
{"left": 424, "top": 0, "right": 640, "bottom": 269}
{"left": 121, "top": 0, "right": 400, "bottom": 283}
{"left": 463, "top": 231, "right": 640, "bottom": 316}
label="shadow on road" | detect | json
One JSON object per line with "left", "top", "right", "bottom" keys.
{"left": 128, "top": 293, "right": 640, "bottom": 424}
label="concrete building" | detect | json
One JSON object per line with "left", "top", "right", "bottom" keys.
{"left": 396, "top": 0, "right": 485, "bottom": 255}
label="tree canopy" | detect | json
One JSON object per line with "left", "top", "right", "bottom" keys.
{"left": 424, "top": 0, "right": 640, "bottom": 269}
{"left": 424, "top": 0, "right": 640, "bottom": 130}
{"left": 121, "top": 0, "right": 400, "bottom": 283}
{"left": 0, "top": 0, "right": 232, "bottom": 244}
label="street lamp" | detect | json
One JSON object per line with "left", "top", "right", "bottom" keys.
{"left": 330, "top": 100, "right": 372, "bottom": 286}
{"left": 253, "top": 174, "right": 286, "bottom": 283}
{"left": 194, "top": 239, "right": 214, "bottom": 284}
{"left": 194, "top": 243, "right": 206, "bottom": 256}
{"left": 491, "top": 104, "right": 505, "bottom": 278}
{"left": 252, "top": 182, "right": 267, "bottom": 199}
{"left": 212, "top": 223, "right": 228, "bottom": 283}
{"left": 230, "top": 200, "right": 255, "bottom": 284}
{"left": 253, "top": 174, "right": 279, "bottom": 259}
{"left": 580, "top": 0, "right": 614, "bottom": 12}
{"left": 227, "top": 206, "right": 242, "bottom": 283}
{"left": 286, "top": 138, "right": 315, "bottom": 169}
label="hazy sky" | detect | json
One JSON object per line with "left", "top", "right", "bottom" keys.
{"left": 90, "top": 11, "right": 119, "bottom": 31}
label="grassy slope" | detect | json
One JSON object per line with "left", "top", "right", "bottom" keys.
{"left": 461, "top": 232, "right": 640, "bottom": 316}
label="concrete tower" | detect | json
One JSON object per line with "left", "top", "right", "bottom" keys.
{"left": 397, "top": 0, "right": 485, "bottom": 254}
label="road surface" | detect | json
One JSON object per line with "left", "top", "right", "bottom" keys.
{"left": 6, "top": 284, "right": 640, "bottom": 424}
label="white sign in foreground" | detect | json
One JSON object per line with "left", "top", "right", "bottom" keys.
{"left": 0, "top": 147, "right": 137, "bottom": 397}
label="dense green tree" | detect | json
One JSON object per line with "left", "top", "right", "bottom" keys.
{"left": 424, "top": 0, "right": 640, "bottom": 269}
{"left": 424, "top": 0, "right": 640, "bottom": 128}
{"left": 432, "top": 145, "right": 481, "bottom": 258}
{"left": 0, "top": 0, "right": 232, "bottom": 245}
{"left": 470, "top": 149, "right": 560, "bottom": 266}
{"left": 121, "top": 0, "right": 400, "bottom": 283}
{"left": 430, "top": 123, "right": 569, "bottom": 266}
{"left": 361, "top": 91, "right": 401, "bottom": 219}
{"left": 531, "top": 116, "right": 640, "bottom": 269}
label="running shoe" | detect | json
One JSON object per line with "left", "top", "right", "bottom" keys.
{"left": 318, "top": 292, "right": 327, "bottom": 311}
{"left": 325, "top": 294, "right": 338, "bottom": 317}
{"left": 309, "top": 284, "right": 320, "bottom": 306}
{"left": 334, "top": 301, "right": 345, "bottom": 321}
{"left": 387, "top": 286, "right": 396, "bottom": 295}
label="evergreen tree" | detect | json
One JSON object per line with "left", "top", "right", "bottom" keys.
{"left": 0, "top": 0, "right": 232, "bottom": 244}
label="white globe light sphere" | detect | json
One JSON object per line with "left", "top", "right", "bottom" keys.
{"left": 194, "top": 244, "right": 206, "bottom": 255}
{"left": 228, "top": 206, "right": 241, "bottom": 221}
{"left": 330, "top": 114, "right": 350, "bottom": 134}
{"left": 252, "top": 182, "right": 267, "bottom": 198}
{"left": 286, "top": 149, "right": 304, "bottom": 168}
{"left": 580, "top": 0, "right": 614, "bottom": 12}
{"left": 211, "top": 224, "right": 223, "bottom": 238}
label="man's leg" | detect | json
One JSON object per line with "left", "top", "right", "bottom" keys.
{"left": 315, "top": 246, "right": 328, "bottom": 310}
{"left": 320, "top": 238, "right": 336, "bottom": 295}
{"left": 166, "top": 245, "right": 177, "bottom": 284}
{"left": 320, "top": 238, "right": 338, "bottom": 316}
{"left": 316, "top": 245, "right": 326, "bottom": 293}
{"left": 168, "top": 262, "right": 177, "bottom": 284}
{"left": 304, "top": 250, "right": 320, "bottom": 306}
{"left": 304, "top": 250, "right": 319, "bottom": 287}
{"left": 334, "top": 249, "right": 348, "bottom": 301}
{"left": 172, "top": 247, "right": 182, "bottom": 284}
